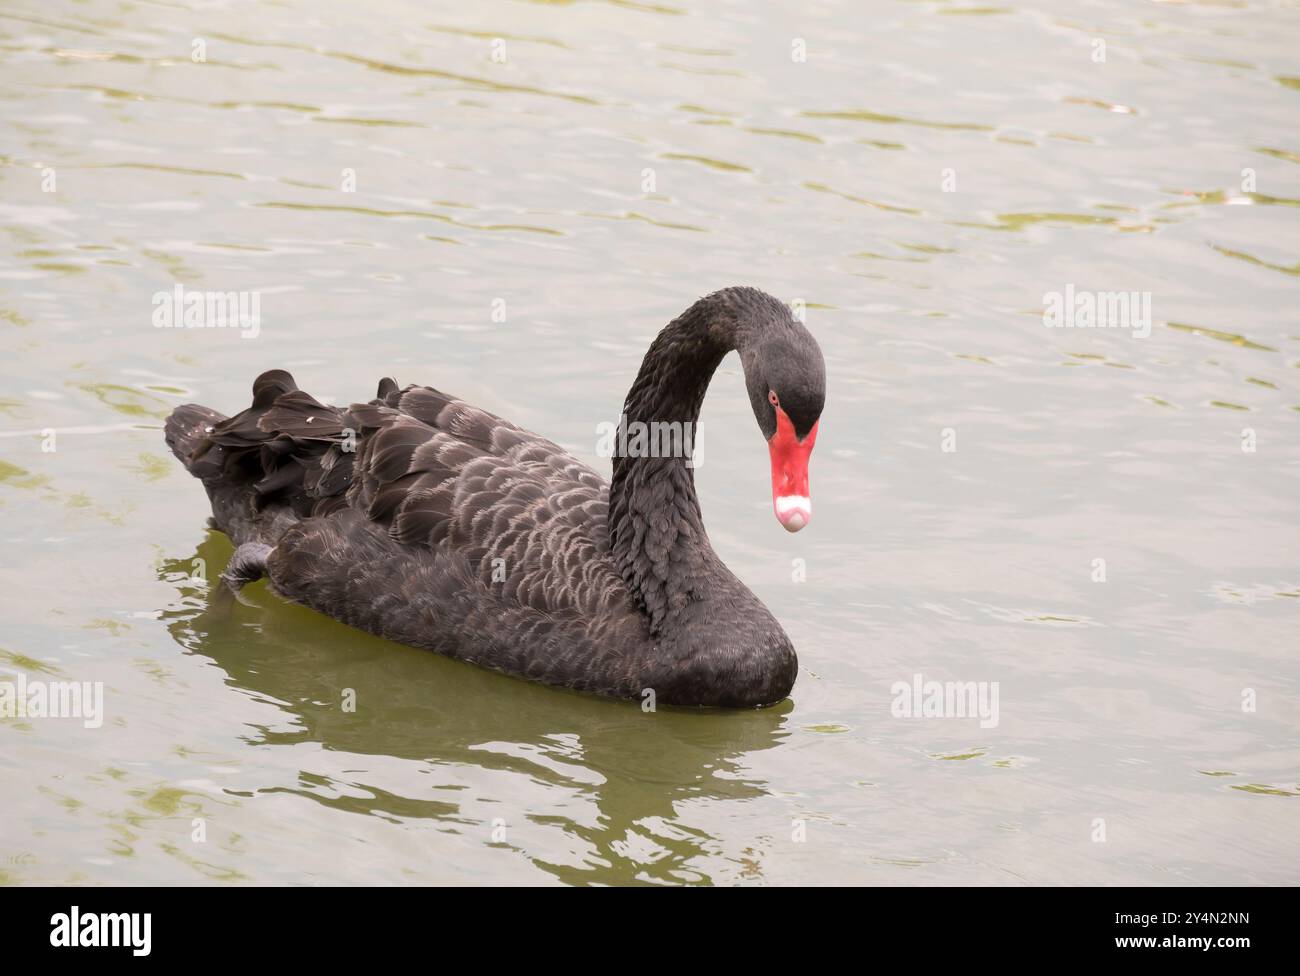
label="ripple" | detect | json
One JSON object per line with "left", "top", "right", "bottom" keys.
{"left": 803, "top": 181, "right": 921, "bottom": 215}
{"left": 658, "top": 152, "right": 752, "bottom": 173}
{"left": 854, "top": 250, "right": 928, "bottom": 264}
{"left": 1208, "top": 581, "right": 1300, "bottom": 605}
{"left": 1064, "top": 96, "right": 1138, "bottom": 115}
{"left": 608, "top": 0, "right": 686, "bottom": 14}
{"left": 0, "top": 11, "right": 108, "bottom": 36}
{"left": 1166, "top": 322, "right": 1277, "bottom": 352}
{"left": 203, "top": 32, "right": 601, "bottom": 104}
{"left": 656, "top": 44, "right": 732, "bottom": 56}
{"left": 326, "top": 50, "right": 599, "bottom": 105}
{"left": 0, "top": 648, "right": 61, "bottom": 675}
{"left": 310, "top": 116, "right": 425, "bottom": 128}
{"left": 677, "top": 104, "right": 733, "bottom": 118}
{"left": 1164, "top": 188, "right": 1300, "bottom": 209}
{"left": 425, "top": 24, "right": 570, "bottom": 49}
{"left": 80, "top": 162, "right": 248, "bottom": 182}
{"left": 1210, "top": 244, "right": 1300, "bottom": 278}
{"left": 47, "top": 47, "right": 274, "bottom": 72}
{"left": 954, "top": 211, "right": 1143, "bottom": 233}
{"left": 802, "top": 109, "right": 992, "bottom": 132}
{"left": 1231, "top": 783, "right": 1299, "bottom": 797}
{"left": 743, "top": 126, "right": 823, "bottom": 144}
{"left": 579, "top": 210, "right": 706, "bottom": 233}
{"left": 213, "top": 101, "right": 321, "bottom": 113}
{"left": 256, "top": 202, "right": 564, "bottom": 236}
{"left": 657, "top": 62, "right": 745, "bottom": 78}
{"left": 73, "top": 383, "right": 173, "bottom": 419}
{"left": 966, "top": 600, "right": 1099, "bottom": 626}
{"left": 1254, "top": 147, "right": 1300, "bottom": 164}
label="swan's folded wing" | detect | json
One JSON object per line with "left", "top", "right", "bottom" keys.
{"left": 344, "top": 384, "right": 626, "bottom": 618}
{"left": 196, "top": 372, "right": 626, "bottom": 618}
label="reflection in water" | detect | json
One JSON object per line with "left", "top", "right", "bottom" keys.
{"left": 158, "top": 531, "right": 788, "bottom": 885}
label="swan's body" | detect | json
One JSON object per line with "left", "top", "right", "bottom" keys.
{"left": 166, "top": 287, "right": 824, "bottom": 707}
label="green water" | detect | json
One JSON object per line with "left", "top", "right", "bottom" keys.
{"left": 0, "top": 0, "right": 1297, "bottom": 885}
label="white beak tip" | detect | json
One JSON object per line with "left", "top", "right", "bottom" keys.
{"left": 779, "top": 511, "right": 808, "bottom": 532}
{"left": 774, "top": 495, "right": 811, "bottom": 532}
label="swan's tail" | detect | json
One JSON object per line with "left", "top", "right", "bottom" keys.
{"left": 165, "top": 402, "right": 228, "bottom": 476}
{"left": 165, "top": 370, "right": 356, "bottom": 531}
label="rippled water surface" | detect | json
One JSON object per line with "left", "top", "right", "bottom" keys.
{"left": 1, "top": 0, "right": 1298, "bottom": 885}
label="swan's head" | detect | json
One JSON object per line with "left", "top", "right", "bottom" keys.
{"left": 743, "top": 319, "right": 825, "bottom": 533}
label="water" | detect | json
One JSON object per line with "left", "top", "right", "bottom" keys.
{"left": 1, "top": 0, "right": 1297, "bottom": 886}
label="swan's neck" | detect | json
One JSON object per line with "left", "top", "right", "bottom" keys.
{"left": 609, "top": 291, "right": 757, "bottom": 633}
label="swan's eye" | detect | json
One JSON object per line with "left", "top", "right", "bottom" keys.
{"left": 768, "top": 390, "right": 780, "bottom": 407}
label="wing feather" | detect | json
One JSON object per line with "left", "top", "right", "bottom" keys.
{"left": 217, "top": 370, "right": 625, "bottom": 618}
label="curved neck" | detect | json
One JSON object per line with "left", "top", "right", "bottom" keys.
{"left": 608, "top": 289, "right": 770, "bottom": 633}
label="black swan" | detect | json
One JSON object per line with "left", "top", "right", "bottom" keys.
{"left": 165, "top": 286, "right": 825, "bottom": 707}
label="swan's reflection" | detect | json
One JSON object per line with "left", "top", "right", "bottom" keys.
{"left": 158, "top": 530, "right": 789, "bottom": 885}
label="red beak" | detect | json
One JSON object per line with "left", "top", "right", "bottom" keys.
{"left": 768, "top": 408, "right": 818, "bottom": 532}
